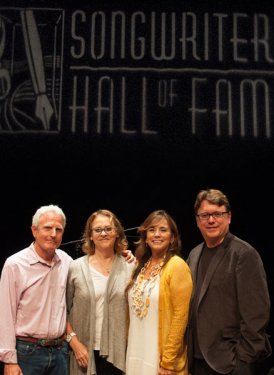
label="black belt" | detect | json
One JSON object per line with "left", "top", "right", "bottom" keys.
{"left": 16, "top": 335, "right": 65, "bottom": 347}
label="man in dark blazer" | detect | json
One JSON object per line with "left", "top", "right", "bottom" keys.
{"left": 187, "top": 189, "right": 271, "bottom": 375}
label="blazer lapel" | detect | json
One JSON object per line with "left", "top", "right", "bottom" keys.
{"left": 190, "top": 243, "right": 203, "bottom": 285}
{"left": 105, "top": 255, "right": 122, "bottom": 301}
{"left": 81, "top": 255, "right": 96, "bottom": 298}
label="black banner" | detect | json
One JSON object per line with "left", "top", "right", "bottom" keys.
{"left": 0, "top": 5, "right": 273, "bottom": 365}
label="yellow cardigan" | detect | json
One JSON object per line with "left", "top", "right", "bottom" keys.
{"left": 158, "top": 255, "right": 193, "bottom": 374}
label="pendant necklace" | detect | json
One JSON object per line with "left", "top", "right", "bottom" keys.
{"left": 91, "top": 254, "right": 115, "bottom": 275}
{"left": 131, "top": 255, "right": 166, "bottom": 319}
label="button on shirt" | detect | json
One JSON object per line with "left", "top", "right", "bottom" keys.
{"left": 0, "top": 243, "right": 72, "bottom": 363}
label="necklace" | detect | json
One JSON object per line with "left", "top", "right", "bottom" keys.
{"left": 131, "top": 255, "right": 166, "bottom": 319}
{"left": 90, "top": 254, "right": 115, "bottom": 275}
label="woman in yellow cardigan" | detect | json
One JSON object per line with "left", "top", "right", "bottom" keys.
{"left": 126, "top": 210, "right": 193, "bottom": 375}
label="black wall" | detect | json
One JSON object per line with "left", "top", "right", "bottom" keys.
{"left": 0, "top": 0, "right": 273, "bottom": 371}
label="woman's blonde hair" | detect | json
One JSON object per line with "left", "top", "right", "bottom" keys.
{"left": 81, "top": 209, "right": 128, "bottom": 255}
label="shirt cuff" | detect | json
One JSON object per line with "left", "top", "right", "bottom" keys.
{"left": 0, "top": 349, "right": 17, "bottom": 364}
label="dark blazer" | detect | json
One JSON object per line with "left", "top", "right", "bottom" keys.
{"left": 187, "top": 232, "right": 271, "bottom": 374}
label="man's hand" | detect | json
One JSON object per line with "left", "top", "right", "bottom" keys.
{"left": 4, "top": 363, "right": 23, "bottom": 375}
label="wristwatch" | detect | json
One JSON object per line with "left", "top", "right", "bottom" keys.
{"left": 66, "top": 332, "right": 77, "bottom": 343}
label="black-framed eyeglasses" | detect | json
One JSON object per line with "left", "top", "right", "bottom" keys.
{"left": 196, "top": 212, "right": 229, "bottom": 220}
{"left": 91, "top": 226, "right": 114, "bottom": 234}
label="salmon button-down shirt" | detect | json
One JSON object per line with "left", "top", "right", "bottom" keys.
{"left": 0, "top": 243, "right": 72, "bottom": 363}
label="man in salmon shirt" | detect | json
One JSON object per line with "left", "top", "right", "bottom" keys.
{"left": 0, "top": 205, "right": 72, "bottom": 375}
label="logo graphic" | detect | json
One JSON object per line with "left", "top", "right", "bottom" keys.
{"left": 0, "top": 8, "right": 64, "bottom": 132}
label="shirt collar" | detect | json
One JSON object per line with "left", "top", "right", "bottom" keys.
{"left": 29, "top": 242, "right": 61, "bottom": 266}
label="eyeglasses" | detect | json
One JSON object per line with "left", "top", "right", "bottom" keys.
{"left": 148, "top": 227, "right": 170, "bottom": 234}
{"left": 91, "top": 226, "right": 114, "bottom": 234}
{"left": 196, "top": 212, "right": 229, "bottom": 220}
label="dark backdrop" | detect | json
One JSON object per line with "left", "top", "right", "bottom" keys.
{"left": 0, "top": 0, "right": 273, "bottom": 372}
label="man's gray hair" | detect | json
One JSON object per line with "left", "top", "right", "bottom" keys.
{"left": 32, "top": 204, "right": 66, "bottom": 227}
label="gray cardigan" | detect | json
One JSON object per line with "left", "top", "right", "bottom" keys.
{"left": 66, "top": 254, "right": 135, "bottom": 375}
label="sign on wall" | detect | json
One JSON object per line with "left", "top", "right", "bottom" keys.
{"left": 1, "top": 5, "right": 274, "bottom": 140}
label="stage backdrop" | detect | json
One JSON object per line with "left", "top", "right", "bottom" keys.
{"left": 0, "top": 0, "right": 273, "bottom": 369}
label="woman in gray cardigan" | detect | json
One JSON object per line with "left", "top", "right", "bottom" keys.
{"left": 66, "top": 209, "right": 136, "bottom": 375}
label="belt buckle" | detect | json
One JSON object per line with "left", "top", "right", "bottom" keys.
{"left": 38, "top": 337, "right": 63, "bottom": 346}
{"left": 39, "top": 339, "right": 48, "bottom": 346}
{"left": 39, "top": 339, "right": 57, "bottom": 346}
